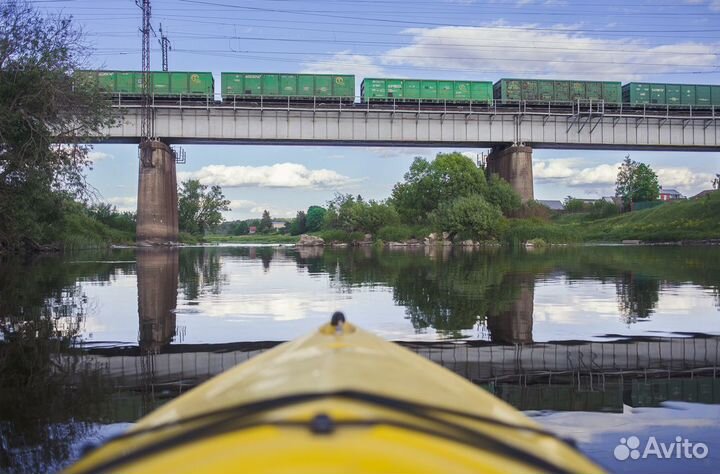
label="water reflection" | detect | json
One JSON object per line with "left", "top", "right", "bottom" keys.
{"left": 137, "top": 249, "right": 179, "bottom": 352}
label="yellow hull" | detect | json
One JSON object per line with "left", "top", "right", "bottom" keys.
{"left": 67, "top": 322, "right": 605, "bottom": 474}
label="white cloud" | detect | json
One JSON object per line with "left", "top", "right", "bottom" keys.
{"left": 362, "top": 146, "right": 439, "bottom": 159}
{"left": 178, "top": 163, "right": 355, "bottom": 189}
{"left": 228, "top": 199, "right": 256, "bottom": 210}
{"left": 686, "top": 0, "right": 720, "bottom": 11}
{"left": 88, "top": 151, "right": 113, "bottom": 162}
{"left": 656, "top": 167, "right": 714, "bottom": 189}
{"left": 106, "top": 196, "right": 136, "bottom": 212}
{"left": 535, "top": 159, "right": 715, "bottom": 194}
{"left": 380, "top": 24, "right": 718, "bottom": 81}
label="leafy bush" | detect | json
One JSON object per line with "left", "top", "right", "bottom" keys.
{"left": 588, "top": 200, "right": 619, "bottom": 219}
{"left": 563, "top": 198, "right": 590, "bottom": 213}
{"left": 511, "top": 200, "right": 553, "bottom": 220}
{"left": 430, "top": 194, "right": 504, "bottom": 241}
{"left": 486, "top": 174, "right": 521, "bottom": 216}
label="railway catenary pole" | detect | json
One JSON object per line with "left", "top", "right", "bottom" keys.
{"left": 159, "top": 23, "right": 170, "bottom": 72}
{"left": 136, "top": 0, "right": 153, "bottom": 144}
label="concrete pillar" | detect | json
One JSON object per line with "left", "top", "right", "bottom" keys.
{"left": 486, "top": 145, "right": 534, "bottom": 202}
{"left": 136, "top": 140, "right": 179, "bottom": 244}
{"left": 137, "top": 248, "right": 179, "bottom": 353}
{"left": 486, "top": 273, "right": 534, "bottom": 344}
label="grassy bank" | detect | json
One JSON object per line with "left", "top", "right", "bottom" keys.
{"left": 509, "top": 192, "right": 720, "bottom": 244}
{"left": 205, "top": 234, "right": 300, "bottom": 244}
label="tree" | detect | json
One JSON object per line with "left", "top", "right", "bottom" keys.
{"left": 615, "top": 156, "right": 660, "bottom": 211}
{"left": 713, "top": 174, "right": 720, "bottom": 190}
{"left": 563, "top": 196, "right": 589, "bottom": 213}
{"left": 486, "top": 174, "right": 521, "bottom": 216}
{"left": 0, "top": 1, "right": 113, "bottom": 250}
{"left": 290, "top": 211, "right": 307, "bottom": 235}
{"left": 259, "top": 210, "right": 273, "bottom": 233}
{"left": 430, "top": 194, "right": 505, "bottom": 241}
{"left": 391, "top": 152, "right": 487, "bottom": 223}
{"left": 232, "top": 221, "right": 249, "bottom": 235}
{"left": 178, "top": 179, "right": 230, "bottom": 235}
{"left": 305, "top": 206, "right": 326, "bottom": 232}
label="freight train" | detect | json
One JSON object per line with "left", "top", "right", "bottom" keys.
{"left": 76, "top": 70, "right": 720, "bottom": 107}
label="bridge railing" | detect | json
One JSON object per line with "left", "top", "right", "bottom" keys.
{"left": 106, "top": 92, "right": 719, "bottom": 121}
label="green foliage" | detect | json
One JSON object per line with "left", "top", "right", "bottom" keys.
{"left": 232, "top": 221, "right": 249, "bottom": 235}
{"left": 289, "top": 211, "right": 307, "bottom": 235}
{"left": 486, "top": 174, "right": 521, "bottom": 216}
{"left": 178, "top": 179, "right": 231, "bottom": 236}
{"left": 391, "top": 152, "right": 488, "bottom": 223}
{"left": 321, "top": 194, "right": 399, "bottom": 235}
{"left": 503, "top": 218, "right": 580, "bottom": 245}
{"left": 615, "top": 155, "right": 660, "bottom": 210}
{"left": 87, "top": 203, "right": 136, "bottom": 234}
{"left": 588, "top": 200, "right": 619, "bottom": 219}
{"left": 0, "top": 2, "right": 114, "bottom": 251}
{"left": 305, "top": 206, "right": 326, "bottom": 232}
{"left": 315, "top": 229, "right": 365, "bottom": 243}
{"left": 430, "top": 194, "right": 505, "bottom": 241}
{"left": 512, "top": 200, "right": 553, "bottom": 221}
{"left": 563, "top": 197, "right": 590, "bottom": 213}
{"left": 259, "top": 210, "right": 273, "bottom": 233}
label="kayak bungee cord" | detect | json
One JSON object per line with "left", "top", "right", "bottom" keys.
{"left": 73, "top": 389, "right": 576, "bottom": 474}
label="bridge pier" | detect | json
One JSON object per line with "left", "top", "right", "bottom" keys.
{"left": 136, "top": 140, "right": 178, "bottom": 244}
{"left": 486, "top": 145, "right": 534, "bottom": 202}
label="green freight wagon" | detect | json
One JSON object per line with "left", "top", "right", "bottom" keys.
{"left": 623, "top": 82, "right": 720, "bottom": 106}
{"left": 361, "top": 78, "right": 493, "bottom": 104}
{"left": 494, "top": 78, "right": 622, "bottom": 103}
{"left": 75, "top": 70, "right": 214, "bottom": 97}
{"left": 221, "top": 73, "right": 354, "bottom": 100}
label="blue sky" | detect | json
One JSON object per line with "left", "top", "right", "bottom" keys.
{"left": 40, "top": 0, "right": 720, "bottom": 219}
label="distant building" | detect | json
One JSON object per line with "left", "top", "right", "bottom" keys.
{"left": 248, "top": 226, "right": 257, "bottom": 234}
{"left": 602, "top": 196, "right": 623, "bottom": 207}
{"left": 271, "top": 221, "right": 286, "bottom": 230}
{"left": 537, "top": 199, "right": 564, "bottom": 211}
{"left": 659, "top": 188, "right": 685, "bottom": 201}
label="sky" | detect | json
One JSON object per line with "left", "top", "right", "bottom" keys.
{"left": 37, "top": 0, "right": 720, "bottom": 219}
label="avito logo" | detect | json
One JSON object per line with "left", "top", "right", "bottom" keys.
{"left": 614, "top": 436, "right": 709, "bottom": 461}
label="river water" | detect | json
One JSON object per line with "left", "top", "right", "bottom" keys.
{"left": 1, "top": 245, "right": 719, "bottom": 473}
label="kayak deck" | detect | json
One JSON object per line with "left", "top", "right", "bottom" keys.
{"left": 66, "top": 321, "right": 604, "bottom": 474}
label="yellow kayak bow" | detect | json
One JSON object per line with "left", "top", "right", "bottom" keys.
{"left": 67, "top": 315, "right": 605, "bottom": 474}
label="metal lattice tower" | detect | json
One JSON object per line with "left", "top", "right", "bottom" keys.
{"left": 136, "top": 0, "right": 153, "bottom": 141}
{"left": 159, "top": 23, "right": 171, "bottom": 72}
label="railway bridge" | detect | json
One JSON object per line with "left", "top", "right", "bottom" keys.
{"left": 97, "top": 99, "right": 720, "bottom": 243}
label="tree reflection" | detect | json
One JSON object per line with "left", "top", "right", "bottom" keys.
{"left": 178, "top": 248, "right": 227, "bottom": 301}
{"left": 616, "top": 272, "right": 661, "bottom": 323}
{"left": 0, "top": 256, "right": 113, "bottom": 474}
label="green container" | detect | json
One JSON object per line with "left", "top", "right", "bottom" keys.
{"left": 696, "top": 85, "right": 711, "bottom": 106}
{"left": 712, "top": 86, "right": 720, "bottom": 106}
{"left": 280, "top": 74, "right": 297, "bottom": 95}
{"left": 243, "top": 74, "right": 262, "bottom": 96}
{"left": 666, "top": 84, "right": 681, "bottom": 105}
{"left": 586, "top": 82, "right": 602, "bottom": 100}
{"left": 404, "top": 80, "right": 420, "bottom": 99}
{"left": 681, "top": 85, "right": 696, "bottom": 105}
{"left": 386, "top": 78, "right": 403, "bottom": 98}
{"left": 298, "top": 75, "right": 314, "bottom": 97}
{"left": 570, "top": 82, "right": 585, "bottom": 100}
{"left": 114, "top": 72, "right": 137, "bottom": 94}
{"left": 623, "top": 83, "right": 650, "bottom": 104}
{"left": 331, "top": 75, "right": 354, "bottom": 97}
{"left": 554, "top": 81, "right": 570, "bottom": 102}
{"left": 262, "top": 74, "right": 280, "bottom": 96}
{"left": 437, "top": 81, "right": 453, "bottom": 99}
{"left": 362, "top": 78, "right": 386, "bottom": 99}
{"left": 151, "top": 72, "right": 170, "bottom": 95}
{"left": 314, "top": 75, "right": 332, "bottom": 97}
{"left": 96, "top": 71, "right": 116, "bottom": 93}
{"left": 521, "top": 80, "right": 538, "bottom": 101}
{"left": 221, "top": 73, "right": 243, "bottom": 96}
{"left": 495, "top": 78, "right": 621, "bottom": 103}
{"left": 454, "top": 81, "right": 471, "bottom": 100}
{"left": 421, "top": 80, "right": 438, "bottom": 99}
{"left": 538, "top": 80, "right": 553, "bottom": 101}
{"left": 649, "top": 84, "right": 665, "bottom": 105}
{"left": 470, "top": 82, "right": 492, "bottom": 103}
{"left": 169, "top": 72, "right": 187, "bottom": 94}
